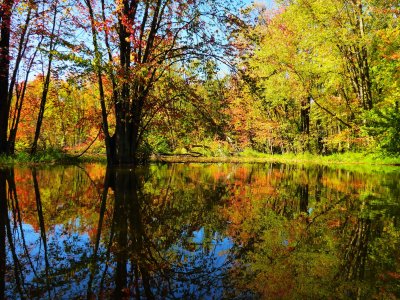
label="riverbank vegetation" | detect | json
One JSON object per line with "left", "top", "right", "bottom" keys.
{"left": 2, "top": 150, "right": 400, "bottom": 168}
{"left": 0, "top": 0, "right": 399, "bottom": 165}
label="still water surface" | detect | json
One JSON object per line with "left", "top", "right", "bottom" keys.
{"left": 0, "top": 163, "right": 399, "bottom": 299}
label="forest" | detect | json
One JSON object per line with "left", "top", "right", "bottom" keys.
{"left": 0, "top": 0, "right": 399, "bottom": 165}
{"left": 1, "top": 1, "right": 400, "bottom": 297}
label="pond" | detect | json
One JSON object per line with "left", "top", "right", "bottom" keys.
{"left": 0, "top": 163, "right": 399, "bottom": 299}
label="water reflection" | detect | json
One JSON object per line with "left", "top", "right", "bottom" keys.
{"left": 0, "top": 163, "right": 399, "bottom": 299}
{"left": 102, "top": 167, "right": 232, "bottom": 299}
{"left": 0, "top": 169, "right": 7, "bottom": 299}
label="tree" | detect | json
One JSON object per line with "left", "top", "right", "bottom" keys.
{"left": 231, "top": 0, "right": 399, "bottom": 154}
{"left": 1, "top": 1, "right": 57, "bottom": 155}
{"left": 30, "top": 0, "right": 62, "bottom": 155}
{"left": 7, "top": 0, "right": 40, "bottom": 154}
{"left": 82, "top": 0, "right": 241, "bottom": 165}
{"left": 0, "top": 0, "right": 14, "bottom": 155}
{"left": 233, "top": 4, "right": 345, "bottom": 153}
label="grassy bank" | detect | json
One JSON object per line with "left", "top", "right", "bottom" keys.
{"left": 1, "top": 149, "right": 400, "bottom": 167}
{"left": 152, "top": 151, "right": 400, "bottom": 166}
{"left": 0, "top": 150, "right": 107, "bottom": 166}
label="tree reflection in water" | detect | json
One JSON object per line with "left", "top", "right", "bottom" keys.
{"left": 1, "top": 165, "right": 235, "bottom": 298}
{"left": 98, "top": 167, "right": 235, "bottom": 299}
{"left": 0, "top": 163, "right": 399, "bottom": 299}
{"left": 224, "top": 165, "right": 400, "bottom": 299}
{"left": 0, "top": 169, "right": 6, "bottom": 299}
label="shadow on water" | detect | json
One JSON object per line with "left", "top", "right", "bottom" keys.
{"left": 0, "top": 163, "right": 400, "bottom": 299}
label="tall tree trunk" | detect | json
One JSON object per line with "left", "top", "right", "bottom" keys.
{"left": 113, "top": 0, "right": 134, "bottom": 165}
{"left": 90, "top": 0, "right": 165, "bottom": 165}
{"left": 338, "top": 1, "right": 373, "bottom": 111}
{"left": 111, "top": 0, "right": 162, "bottom": 165}
{"left": 316, "top": 119, "right": 324, "bottom": 154}
{"left": 300, "top": 97, "right": 310, "bottom": 135}
{"left": 300, "top": 97, "right": 311, "bottom": 152}
{"left": 0, "top": 0, "right": 14, "bottom": 155}
{"left": 31, "top": 2, "right": 58, "bottom": 155}
{"left": 85, "top": 0, "right": 113, "bottom": 163}
{"left": 8, "top": 73, "right": 30, "bottom": 154}
{"left": 356, "top": 1, "right": 373, "bottom": 110}
{"left": 8, "top": 31, "right": 41, "bottom": 154}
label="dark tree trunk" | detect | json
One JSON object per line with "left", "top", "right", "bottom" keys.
{"left": 316, "top": 119, "right": 324, "bottom": 154}
{"left": 112, "top": 0, "right": 136, "bottom": 165}
{"left": 30, "top": 67, "right": 51, "bottom": 155}
{"left": 89, "top": 0, "right": 172, "bottom": 165}
{"left": 85, "top": 0, "right": 113, "bottom": 163}
{"left": 8, "top": 36, "right": 41, "bottom": 155}
{"left": 31, "top": 3, "right": 58, "bottom": 156}
{"left": 8, "top": 79, "right": 27, "bottom": 154}
{"left": 6, "top": 5, "right": 33, "bottom": 155}
{"left": 110, "top": 0, "right": 163, "bottom": 165}
{"left": 341, "top": 45, "right": 373, "bottom": 111}
{"left": 300, "top": 96, "right": 311, "bottom": 152}
{"left": 356, "top": 2, "right": 373, "bottom": 110}
{"left": 0, "top": 0, "right": 13, "bottom": 155}
{"left": 337, "top": 2, "right": 373, "bottom": 111}
{"left": 300, "top": 97, "right": 310, "bottom": 135}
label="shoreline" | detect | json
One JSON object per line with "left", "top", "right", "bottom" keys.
{"left": 150, "top": 155, "right": 400, "bottom": 166}
{"left": 1, "top": 152, "right": 400, "bottom": 167}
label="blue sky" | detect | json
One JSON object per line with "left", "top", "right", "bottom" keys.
{"left": 246, "top": 0, "right": 276, "bottom": 8}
